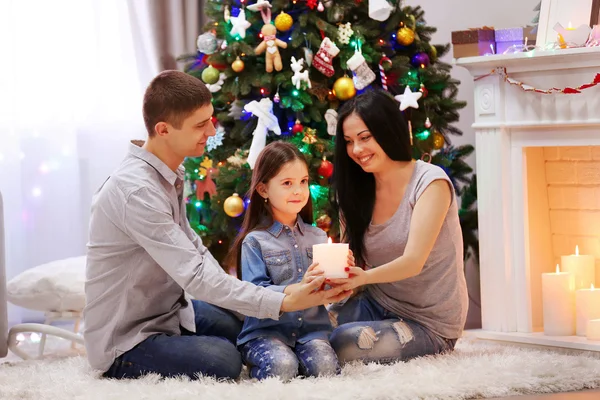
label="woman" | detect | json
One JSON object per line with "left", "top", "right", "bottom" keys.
{"left": 329, "top": 89, "right": 468, "bottom": 364}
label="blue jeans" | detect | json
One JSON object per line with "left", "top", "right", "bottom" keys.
{"left": 240, "top": 336, "right": 340, "bottom": 381}
{"left": 329, "top": 292, "right": 456, "bottom": 365}
{"left": 102, "top": 300, "right": 243, "bottom": 380}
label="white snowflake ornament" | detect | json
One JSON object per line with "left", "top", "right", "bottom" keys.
{"left": 206, "top": 126, "right": 225, "bottom": 151}
{"left": 337, "top": 22, "right": 353, "bottom": 45}
{"left": 395, "top": 86, "right": 423, "bottom": 111}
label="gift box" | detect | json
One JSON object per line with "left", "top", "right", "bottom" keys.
{"left": 451, "top": 27, "right": 495, "bottom": 58}
{"left": 495, "top": 26, "right": 537, "bottom": 54}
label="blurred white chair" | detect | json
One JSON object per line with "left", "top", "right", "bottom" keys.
{"left": 1, "top": 191, "right": 84, "bottom": 360}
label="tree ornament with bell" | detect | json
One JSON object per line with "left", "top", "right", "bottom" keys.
{"left": 396, "top": 27, "right": 415, "bottom": 46}
{"left": 201, "top": 65, "right": 221, "bottom": 84}
{"left": 232, "top": 56, "right": 245, "bottom": 73}
{"left": 224, "top": 193, "right": 245, "bottom": 217}
{"left": 333, "top": 76, "right": 356, "bottom": 100}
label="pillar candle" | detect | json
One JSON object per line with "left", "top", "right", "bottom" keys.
{"left": 576, "top": 284, "right": 600, "bottom": 336}
{"left": 561, "top": 246, "right": 595, "bottom": 290}
{"left": 587, "top": 319, "right": 600, "bottom": 341}
{"left": 542, "top": 264, "right": 575, "bottom": 336}
{"left": 313, "top": 238, "right": 349, "bottom": 279}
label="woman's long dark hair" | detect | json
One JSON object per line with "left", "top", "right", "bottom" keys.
{"left": 225, "top": 141, "right": 313, "bottom": 277}
{"left": 333, "top": 89, "right": 412, "bottom": 266}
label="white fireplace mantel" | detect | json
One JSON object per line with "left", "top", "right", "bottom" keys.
{"left": 455, "top": 47, "right": 600, "bottom": 352}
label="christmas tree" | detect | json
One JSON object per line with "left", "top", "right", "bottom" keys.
{"left": 181, "top": 0, "right": 478, "bottom": 269}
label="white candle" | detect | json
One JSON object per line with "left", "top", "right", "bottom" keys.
{"left": 561, "top": 245, "right": 595, "bottom": 290}
{"left": 587, "top": 319, "right": 600, "bottom": 341}
{"left": 576, "top": 284, "right": 600, "bottom": 336}
{"left": 542, "top": 264, "right": 575, "bottom": 336}
{"left": 313, "top": 238, "right": 349, "bottom": 279}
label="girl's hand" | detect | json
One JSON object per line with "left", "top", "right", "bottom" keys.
{"left": 347, "top": 250, "right": 355, "bottom": 267}
{"left": 302, "top": 262, "right": 324, "bottom": 284}
{"left": 327, "top": 266, "right": 368, "bottom": 291}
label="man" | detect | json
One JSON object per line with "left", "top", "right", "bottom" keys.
{"left": 84, "top": 70, "right": 349, "bottom": 380}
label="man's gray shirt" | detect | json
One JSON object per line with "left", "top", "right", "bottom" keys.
{"left": 83, "top": 143, "right": 285, "bottom": 372}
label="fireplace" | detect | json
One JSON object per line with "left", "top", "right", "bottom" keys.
{"left": 457, "top": 46, "right": 600, "bottom": 351}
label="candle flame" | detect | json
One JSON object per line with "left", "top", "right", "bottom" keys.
{"left": 575, "top": 245, "right": 579, "bottom": 256}
{"left": 327, "top": 237, "right": 332, "bottom": 244}
{"left": 568, "top": 21, "right": 574, "bottom": 30}
{"left": 592, "top": 284, "right": 596, "bottom": 291}
{"left": 556, "top": 264, "right": 560, "bottom": 273}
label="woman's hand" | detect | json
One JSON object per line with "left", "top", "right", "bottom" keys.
{"left": 327, "top": 266, "right": 369, "bottom": 292}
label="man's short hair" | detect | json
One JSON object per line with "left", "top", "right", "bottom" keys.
{"left": 143, "top": 70, "right": 212, "bottom": 137}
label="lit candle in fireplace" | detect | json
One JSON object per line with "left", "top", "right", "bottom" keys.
{"left": 313, "top": 237, "right": 349, "bottom": 279}
{"left": 542, "top": 264, "right": 575, "bottom": 336}
{"left": 561, "top": 245, "right": 595, "bottom": 290}
{"left": 576, "top": 284, "right": 600, "bottom": 336}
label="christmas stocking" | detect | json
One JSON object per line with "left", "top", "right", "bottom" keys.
{"left": 312, "top": 37, "right": 340, "bottom": 77}
{"left": 346, "top": 50, "right": 376, "bottom": 90}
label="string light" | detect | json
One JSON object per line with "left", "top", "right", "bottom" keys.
{"left": 32, "top": 187, "right": 42, "bottom": 197}
{"left": 39, "top": 163, "right": 49, "bottom": 174}
{"left": 195, "top": 201, "right": 202, "bottom": 208}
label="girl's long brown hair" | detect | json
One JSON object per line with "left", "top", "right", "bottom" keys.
{"left": 225, "top": 141, "right": 313, "bottom": 278}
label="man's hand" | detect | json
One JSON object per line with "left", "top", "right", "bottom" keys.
{"left": 280, "top": 276, "right": 352, "bottom": 312}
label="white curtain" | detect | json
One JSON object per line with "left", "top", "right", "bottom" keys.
{"left": 0, "top": 0, "right": 159, "bottom": 324}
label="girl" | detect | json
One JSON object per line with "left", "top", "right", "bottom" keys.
{"left": 226, "top": 141, "right": 349, "bottom": 381}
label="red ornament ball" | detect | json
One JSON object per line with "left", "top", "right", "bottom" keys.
{"left": 318, "top": 159, "right": 334, "bottom": 178}
{"left": 419, "top": 84, "right": 429, "bottom": 98}
{"left": 292, "top": 120, "right": 304, "bottom": 134}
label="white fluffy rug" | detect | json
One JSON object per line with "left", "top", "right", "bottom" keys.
{"left": 1, "top": 338, "right": 600, "bottom": 400}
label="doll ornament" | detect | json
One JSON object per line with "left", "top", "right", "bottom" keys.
{"left": 255, "top": 24, "right": 287, "bottom": 72}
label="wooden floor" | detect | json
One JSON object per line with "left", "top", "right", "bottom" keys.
{"left": 492, "top": 389, "right": 600, "bottom": 399}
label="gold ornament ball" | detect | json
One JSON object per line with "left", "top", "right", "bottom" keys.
{"left": 429, "top": 44, "right": 438, "bottom": 60}
{"left": 224, "top": 193, "right": 244, "bottom": 217}
{"left": 274, "top": 12, "right": 293, "bottom": 32}
{"left": 333, "top": 77, "right": 356, "bottom": 101}
{"left": 232, "top": 57, "right": 245, "bottom": 73}
{"left": 432, "top": 131, "right": 445, "bottom": 150}
{"left": 396, "top": 27, "right": 415, "bottom": 46}
{"left": 316, "top": 214, "right": 332, "bottom": 233}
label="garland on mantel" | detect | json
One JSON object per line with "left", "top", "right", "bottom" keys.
{"left": 475, "top": 67, "right": 600, "bottom": 94}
